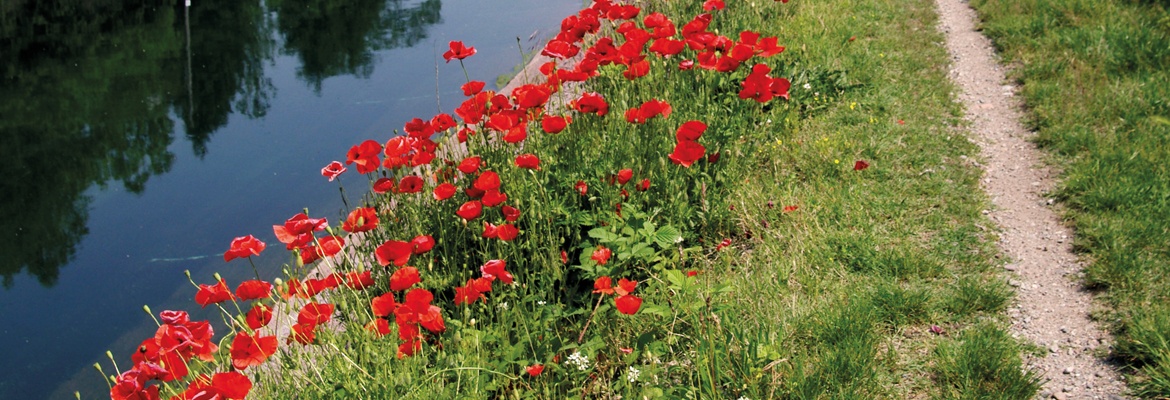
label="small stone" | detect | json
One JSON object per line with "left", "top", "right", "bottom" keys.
{"left": 1096, "top": 371, "right": 1106, "bottom": 378}
{"left": 1063, "top": 386, "right": 1074, "bottom": 392}
{"left": 1039, "top": 390, "right": 1052, "bottom": 398}
{"left": 1053, "top": 393, "right": 1068, "bottom": 400}
{"left": 1063, "top": 367, "right": 1075, "bottom": 374}
{"left": 1049, "top": 345, "right": 1059, "bottom": 353}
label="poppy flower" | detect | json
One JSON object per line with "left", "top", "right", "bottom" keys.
{"left": 575, "top": 181, "right": 588, "bottom": 196}
{"left": 515, "top": 154, "right": 541, "bottom": 170}
{"left": 346, "top": 140, "right": 382, "bottom": 174}
{"left": 474, "top": 171, "right": 500, "bottom": 192}
{"left": 288, "top": 323, "right": 316, "bottom": 345}
{"left": 615, "top": 278, "right": 637, "bottom": 296}
{"left": 611, "top": 169, "right": 633, "bottom": 186}
{"left": 456, "top": 201, "right": 483, "bottom": 221}
{"left": 371, "top": 292, "right": 398, "bottom": 317}
{"left": 708, "top": 151, "right": 721, "bottom": 163}
{"left": 235, "top": 280, "right": 272, "bottom": 301}
{"left": 615, "top": 295, "right": 643, "bottom": 315}
{"left": 755, "top": 36, "right": 785, "bottom": 57}
{"left": 593, "top": 276, "right": 615, "bottom": 295}
{"left": 703, "top": 0, "right": 725, "bottom": 10}
{"left": 397, "top": 339, "right": 423, "bottom": 358}
{"left": 623, "top": 59, "right": 650, "bottom": 80}
{"left": 461, "top": 81, "right": 485, "bottom": 96}
{"left": 715, "top": 238, "right": 733, "bottom": 251}
{"left": 679, "top": 59, "right": 695, "bottom": 70}
{"left": 572, "top": 92, "right": 609, "bottom": 116}
{"left": 390, "top": 267, "right": 421, "bottom": 291}
{"left": 431, "top": 113, "right": 457, "bottom": 132}
{"left": 592, "top": 246, "right": 612, "bottom": 265}
{"left": 854, "top": 160, "right": 870, "bottom": 171}
{"left": 443, "top": 41, "right": 477, "bottom": 62}
{"left": 541, "top": 39, "right": 580, "bottom": 59}
{"left": 373, "top": 177, "right": 396, "bottom": 194}
{"left": 637, "top": 178, "right": 650, "bottom": 191}
{"left": 676, "top": 121, "right": 707, "bottom": 141}
{"left": 224, "top": 235, "right": 266, "bottom": 263}
{"left": 668, "top": 140, "right": 707, "bottom": 167}
{"left": 606, "top": 4, "right": 640, "bottom": 20}
{"left": 686, "top": 270, "right": 701, "bottom": 277}
{"left": 480, "top": 260, "right": 513, "bottom": 284}
{"left": 502, "top": 205, "right": 521, "bottom": 222}
{"left": 345, "top": 270, "right": 375, "bottom": 290}
{"left": 195, "top": 279, "right": 235, "bottom": 307}
{"left": 273, "top": 214, "right": 327, "bottom": 250}
{"left": 411, "top": 235, "right": 434, "bottom": 255}
{"left": 513, "top": 84, "right": 552, "bottom": 110}
{"left": 433, "top": 182, "right": 457, "bottom": 200}
{"left": 321, "top": 161, "right": 347, "bottom": 181}
{"left": 454, "top": 280, "right": 484, "bottom": 305}
{"left": 561, "top": 250, "right": 568, "bottom": 264}
{"left": 375, "top": 240, "right": 413, "bottom": 267}
{"left": 159, "top": 310, "right": 189, "bottom": 326}
{"left": 482, "top": 190, "right": 508, "bottom": 207}
{"left": 649, "top": 38, "right": 686, "bottom": 56}
{"left": 365, "top": 319, "right": 392, "bottom": 338}
{"left": 340, "top": 208, "right": 376, "bottom": 233}
{"left": 497, "top": 224, "right": 518, "bottom": 241}
{"left": 245, "top": 304, "right": 273, "bottom": 330}
{"left": 297, "top": 302, "right": 334, "bottom": 329}
{"left": 783, "top": 205, "right": 799, "bottom": 213}
{"left": 229, "top": 332, "right": 277, "bottom": 370}
{"left": 482, "top": 222, "right": 499, "bottom": 239}
{"left": 397, "top": 176, "right": 424, "bottom": 193}
{"left": 542, "top": 115, "right": 570, "bottom": 133}
{"left": 527, "top": 365, "right": 545, "bottom": 376}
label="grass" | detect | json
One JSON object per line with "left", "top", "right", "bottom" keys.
{"left": 95, "top": 0, "right": 1043, "bottom": 399}
{"left": 968, "top": 0, "right": 1170, "bottom": 395}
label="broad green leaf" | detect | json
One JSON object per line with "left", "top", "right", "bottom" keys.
{"left": 654, "top": 225, "right": 683, "bottom": 248}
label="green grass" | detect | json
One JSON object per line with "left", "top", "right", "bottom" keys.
{"left": 968, "top": 0, "right": 1170, "bottom": 395}
{"left": 96, "top": 0, "right": 1043, "bottom": 398}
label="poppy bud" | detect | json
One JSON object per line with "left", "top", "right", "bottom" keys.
{"left": 184, "top": 270, "right": 192, "bottom": 279}
{"left": 142, "top": 304, "right": 152, "bottom": 316}
{"left": 213, "top": 273, "right": 223, "bottom": 282}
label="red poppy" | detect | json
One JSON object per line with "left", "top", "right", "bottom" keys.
{"left": 679, "top": 59, "right": 695, "bottom": 70}
{"left": 623, "top": 59, "right": 650, "bottom": 80}
{"left": 592, "top": 246, "right": 612, "bottom": 265}
{"left": 854, "top": 160, "right": 870, "bottom": 171}
{"left": 457, "top": 156, "right": 481, "bottom": 175}
{"left": 482, "top": 221, "right": 499, "bottom": 239}
{"left": 297, "top": 302, "right": 334, "bottom": 330}
{"left": 502, "top": 205, "right": 520, "bottom": 222}
{"left": 397, "top": 176, "right": 424, "bottom": 193}
{"left": 615, "top": 278, "right": 637, "bottom": 296}
{"left": 454, "top": 280, "right": 484, "bottom": 305}
{"left": 195, "top": 279, "right": 235, "bottom": 308}
{"left": 637, "top": 178, "right": 650, "bottom": 192}
{"left": 703, "top": 0, "right": 725, "bottom": 10}
{"left": 668, "top": 140, "right": 707, "bottom": 167}
{"left": 497, "top": 224, "right": 518, "bottom": 241}
{"left": 245, "top": 304, "right": 273, "bottom": 330}
{"left": 482, "top": 189, "right": 508, "bottom": 207}
{"left": 541, "top": 39, "right": 580, "bottom": 59}
{"left": 461, "top": 81, "right": 485, "bottom": 96}
{"left": 676, "top": 121, "right": 707, "bottom": 141}
{"left": 649, "top": 38, "right": 686, "bottom": 56}
{"left": 561, "top": 250, "right": 569, "bottom": 263}
{"left": 755, "top": 36, "right": 785, "bottom": 57}
{"left": 373, "top": 177, "right": 396, "bottom": 194}
{"left": 783, "top": 205, "right": 799, "bottom": 213}
{"left": 159, "top": 310, "right": 189, "bottom": 326}
{"left": 513, "top": 84, "right": 552, "bottom": 110}
{"left": 397, "top": 339, "right": 423, "bottom": 358}
{"left": 411, "top": 235, "right": 434, "bottom": 255}
{"left": 288, "top": 323, "right": 316, "bottom": 345}
{"left": 474, "top": 171, "right": 500, "bottom": 192}
{"left": 229, "top": 332, "right": 277, "bottom": 370}
{"left": 224, "top": 235, "right": 266, "bottom": 262}
{"left": 502, "top": 125, "right": 528, "bottom": 143}
{"left": 346, "top": 140, "right": 382, "bottom": 174}
{"left": 431, "top": 182, "right": 456, "bottom": 200}
{"left": 575, "top": 181, "right": 588, "bottom": 196}
{"left": 345, "top": 270, "right": 375, "bottom": 290}
{"left": 273, "top": 213, "right": 327, "bottom": 250}
{"left": 593, "top": 276, "right": 614, "bottom": 295}
{"left": 375, "top": 240, "right": 413, "bottom": 267}
{"left": 301, "top": 236, "right": 344, "bottom": 265}
{"left": 606, "top": 4, "right": 640, "bottom": 20}
{"left": 526, "top": 365, "right": 545, "bottom": 376}
{"left": 542, "top": 115, "right": 570, "bottom": 133}
{"left": 615, "top": 295, "right": 643, "bottom": 315}
{"left": 624, "top": 99, "right": 672, "bottom": 124}
{"left": 456, "top": 201, "right": 483, "bottom": 221}
{"left": 480, "top": 260, "right": 513, "bottom": 284}
{"left": 708, "top": 151, "right": 721, "bottom": 163}
{"left": 342, "top": 207, "right": 378, "bottom": 233}
{"left": 572, "top": 92, "right": 609, "bottom": 116}
{"left": 515, "top": 154, "right": 541, "bottom": 170}
{"left": 365, "top": 319, "right": 392, "bottom": 338}
{"left": 686, "top": 270, "right": 701, "bottom": 277}
{"left": 390, "top": 266, "right": 421, "bottom": 291}
{"left": 234, "top": 280, "right": 272, "bottom": 301}
{"left": 443, "top": 41, "right": 477, "bottom": 62}
{"left": 431, "top": 113, "right": 457, "bottom": 132}
{"left": 371, "top": 292, "right": 397, "bottom": 317}
{"left": 321, "top": 161, "right": 347, "bottom": 181}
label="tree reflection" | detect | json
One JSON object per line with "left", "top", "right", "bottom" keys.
{"left": 272, "top": 0, "right": 441, "bottom": 91}
{"left": 0, "top": 0, "right": 443, "bottom": 288}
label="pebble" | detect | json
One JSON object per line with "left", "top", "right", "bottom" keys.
{"left": 1063, "top": 367, "right": 1074, "bottom": 374}
{"left": 1052, "top": 393, "right": 1067, "bottom": 400}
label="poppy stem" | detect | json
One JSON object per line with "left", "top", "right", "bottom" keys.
{"left": 247, "top": 257, "right": 261, "bottom": 281}
{"left": 516, "top": 37, "right": 529, "bottom": 85}
{"left": 576, "top": 294, "right": 605, "bottom": 344}
{"left": 458, "top": 59, "right": 470, "bottom": 84}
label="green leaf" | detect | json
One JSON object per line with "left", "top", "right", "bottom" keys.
{"left": 588, "top": 227, "right": 618, "bottom": 242}
{"left": 654, "top": 225, "right": 683, "bottom": 248}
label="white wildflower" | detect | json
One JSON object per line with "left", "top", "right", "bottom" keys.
{"left": 537, "top": 300, "right": 546, "bottom": 305}
{"left": 498, "top": 302, "right": 508, "bottom": 310}
{"left": 803, "top": 83, "right": 812, "bottom": 90}
{"left": 738, "top": 397, "right": 751, "bottom": 400}
{"left": 566, "top": 351, "right": 590, "bottom": 371}
{"left": 627, "top": 366, "right": 641, "bottom": 382}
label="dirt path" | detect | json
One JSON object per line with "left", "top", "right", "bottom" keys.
{"left": 934, "top": 0, "right": 1129, "bottom": 398}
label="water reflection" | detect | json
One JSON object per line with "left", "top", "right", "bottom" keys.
{"left": 0, "top": 0, "right": 443, "bottom": 289}
{"left": 272, "top": 0, "right": 441, "bottom": 90}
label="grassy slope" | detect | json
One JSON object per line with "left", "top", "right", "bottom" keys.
{"left": 968, "top": 0, "right": 1170, "bottom": 395}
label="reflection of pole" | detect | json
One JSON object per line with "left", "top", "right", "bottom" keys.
{"left": 185, "top": 0, "right": 193, "bottom": 121}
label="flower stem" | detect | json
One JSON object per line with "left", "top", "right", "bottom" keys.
{"left": 576, "top": 294, "right": 605, "bottom": 344}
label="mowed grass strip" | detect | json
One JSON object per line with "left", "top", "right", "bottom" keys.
{"left": 708, "top": 0, "right": 1039, "bottom": 398}
{"left": 969, "top": 0, "right": 1170, "bottom": 395}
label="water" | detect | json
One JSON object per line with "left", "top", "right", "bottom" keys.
{"left": 0, "top": 0, "right": 579, "bottom": 398}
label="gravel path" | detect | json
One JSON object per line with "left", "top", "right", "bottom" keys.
{"left": 934, "top": 0, "right": 1130, "bottom": 398}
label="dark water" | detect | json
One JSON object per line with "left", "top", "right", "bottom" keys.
{"left": 0, "top": 0, "right": 578, "bottom": 398}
